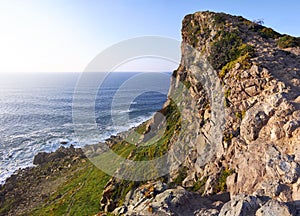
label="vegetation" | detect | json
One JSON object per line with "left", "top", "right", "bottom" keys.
{"left": 223, "top": 132, "right": 234, "bottom": 142}
{"left": 221, "top": 51, "right": 252, "bottom": 78}
{"left": 190, "top": 176, "right": 208, "bottom": 193}
{"left": 209, "top": 31, "right": 243, "bottom": 70}
{"left": 183, "top": 80, "right": 192, "bottom": 89}
{"left": 209, "top": 30, "right": 254, "bottom": 79}
{"left": 258, "top": 27, "right": 281, "bottom": 39}
{"left": 173, "top": 166, "right": 188, "bottom": 184}
{"left": 277, "top": 35, "right": 300, "bottom": 48}
{"left": 28, "top": 161, "right": 111, "bottom": 216}
{"left": 214, "top": 13, "right": 226, "bottom": 25}
{"left": 243, "top": 21, "right": 282, "bottom": 39}
{"left": 224, "top": 89, "right": 231, "bottom": 99}
{"left": 185, "top": 20, "right": 201, "bottom": 47}
{"left": 214, "top": 168, "right": 235, "bottom": 193}
{"left": 104, "top": 101, "right": 182, "bottom": 207}
{"left": 236, "top": 110, "right": 246, "bottom": 120}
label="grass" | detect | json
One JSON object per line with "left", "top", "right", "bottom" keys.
{"left": 107, "top": 101, "right": 182, "bottom": 207}
{"left": 214, "top": 168, "right": 234, "bottom": 193}
{"left": 218, "top": 41, "right": 254, "bottom": 79}
{"left": 27, "top": 162, "right": 110, "bottom": 216}
{"left": 173, "top": 166, "right": 188, "bottom": 185}
{"left": 190, "top": 176, "right": 208, "bottom": 193}
{"left": 23, "top": 138, "right": 139, "bottom": 215}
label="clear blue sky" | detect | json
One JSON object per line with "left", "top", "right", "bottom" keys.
{"left": 0, "top": 0, "right": 299, "bottom": 73}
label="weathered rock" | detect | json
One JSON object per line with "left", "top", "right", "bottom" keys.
{"left": 255, "top": 200, "right": 294, "bottom": 216}
{"left": 240, "top": 108, "right": 270, "bottom": 142}
{"left": 33, "top": 145, "right": 85, "bottom": 165}
{"left": 270, "top": 121, "right": 285, "bottom": 140}
{"left": 292, "top": 178, "right": 300, "bottom": 200}
{"left": 219, "top": 194, "right": 262, "bottom": 216}
{"left": 194, "top": 208, "right": 219, "bottom": 216}
{"left": 284, "top": 120, "right": 300, "bottom": 138}
{"left": 117, "top": 182, "right": 229, "bottom": 216}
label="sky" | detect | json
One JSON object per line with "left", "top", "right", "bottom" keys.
{"left": 0, "top": 0, "right": 299, "bottom": 73}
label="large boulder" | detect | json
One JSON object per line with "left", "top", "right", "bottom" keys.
{"left": 219, "top": 194, "right": 262, "bottom": 216}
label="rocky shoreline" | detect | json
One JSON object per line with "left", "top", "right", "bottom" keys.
{"left": 0, "top": 146, "right": 87, "bottom": 215}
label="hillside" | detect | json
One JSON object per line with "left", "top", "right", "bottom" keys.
{"left": 1, "top": 11, "right": 300, "bottom": 216}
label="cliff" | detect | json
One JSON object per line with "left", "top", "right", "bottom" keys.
{"left": 1, "top": 11, "right": 300, "bottom": 216}
{"left": 101, "top": 11, "right": 300, "bottom": 215}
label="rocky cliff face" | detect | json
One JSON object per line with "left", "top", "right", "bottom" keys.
{"left": 102, "top": 11, "right": 300, "bottom": 215}
{"left": 178, "top": 11, "right": 300, "bottom": 199}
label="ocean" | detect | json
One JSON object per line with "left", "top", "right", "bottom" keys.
{"left": 0, "top": 72, "right": 170, "bottom": 184}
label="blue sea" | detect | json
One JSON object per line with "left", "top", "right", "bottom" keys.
{"left": 0, "top": 72, "right": 170, "bottom": 184}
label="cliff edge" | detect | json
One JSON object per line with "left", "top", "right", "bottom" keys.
{"left": 102, "top": 11, "right": 300, "bottom": 215}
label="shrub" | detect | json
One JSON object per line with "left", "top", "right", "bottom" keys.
{"left": 209, "top": 31, "right": 242, "bottom": 70}
{"left": 173, "top": 166, "right": 188, "bottom": 184}
{"left": 183, "top": 80, "right": 191, "bottom": 89}
{"left": 191, "top": 176, "right": 208, "bottom": 193}
{"left": 219, "top": 52, "right": 252, "bottom": 79}
{"left": 223, "top": 133, "right": 233, "bottom": 142}
{"left": 258, "top": 27, "right": 281, "bottom": 39}
{"left": 277, "top": 35, "right": 300, "bottom": 48}
{"left": 214, "top": 13, "right": 226, "bottom": 25}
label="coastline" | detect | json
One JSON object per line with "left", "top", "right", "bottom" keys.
{"left": 0, "top": 115, "right": 153, "bottom": 186}
{"left": 0, "top": 117, "right": 154, "bottom": 215}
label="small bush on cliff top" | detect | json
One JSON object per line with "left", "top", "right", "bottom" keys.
{"left": 277, "top": 35, "right": 300, "bottom": 48}
{"left": 258, "top": 27, "right": 281, "bottom": 39}
{"left": 219, "top": 51, "right": 252, "bottom": 79}
{"left": 209, "top": 31, "right": 242, "bottom": 70}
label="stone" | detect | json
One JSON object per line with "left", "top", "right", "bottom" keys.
{"left": 245, "top": 85, "right": 259, "bottom": 97}
{"left": 219, "top": 194, "right": 262, "bottom": 216}
{"left": 241, "top": 108, "right": 270, "bottom": 142}
{"left": 270, "top": 121, "right": 285, "bottom": 140}
{"left": 292, "top": 178, "right": 300, "bottom": 200}
{"left": 33, "top": 152, "right": 48, "bottom": 165}
{"left": 194, "top": 208, "right": 219, "bottom": 216}
{"left": 112, "top": 206, "right": 127, "bottom": 215}
{"left": 260, "top": 180, "right": 282, "bottom": 197}
{"left": 255, "top": 200, "right": 293, "bottom": 216}
{"left": 284, "top": 120, "right": 300, "bottom": 138}
{"left": 226, "top": 173, "right": 237, "bottom": 194}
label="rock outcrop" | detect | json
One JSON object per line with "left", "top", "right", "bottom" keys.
{"left": 101, "top": 11, "right": 300, "bottom": 215}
